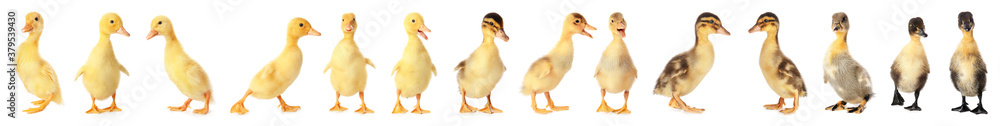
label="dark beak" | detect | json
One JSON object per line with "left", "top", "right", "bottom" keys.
{"left": 917, "top": 29, "right": 927, "bottom": 37}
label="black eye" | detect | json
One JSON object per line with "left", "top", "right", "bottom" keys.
{"left": 575, "top": 20, "right": 580, "bottom": 23}
{"left": 488, "top": 22, "right": 493, "bottom": 26}
{"left": 611, "top": 20, "right": 614, "bottom": 23}
{"left": 411, "top": 19, "right": 415, "bottom": 23}
{"left": 299, "top": 23, "right": 303, "bottom": 27}
{"left": 158, "top": 21, "right": 162, "bottom": 25}
{"left": 110, "top": 20, "right": 114, "bottom": 24}
{"left": 709, "top": 20, "right": 714, "bottom": 24}
{"left": 34, "top": 17, "right": 38, "bottom": 21}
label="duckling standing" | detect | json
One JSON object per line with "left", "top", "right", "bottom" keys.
{"left": 325, "top": 13, "right": 375, "bottom": 114}
{"left": 145, "top": 15, "right": 213, "bottom": 115}
{"left": 391, "top": 12, "right": 435, "bottom": 114}
{"left": 949, "top": 11, "right": 987, "bottom": 115}
{"left": 17, "top": 12, "right": 63, "bottom": 114}
{"left": 594, "top": 12, "right": 635, "bottom": 114}
{"left": 748, "top": 12, "right": 807, "bottom": 115}
{"left": 889, "top": 17, "right": 929, "bottom": 111}
{"left": 455, "top": 12, "right": 508, "bottom": 114}
{"left": 522, "top": 13, "right": 595, "bottom": 114}
{"left": 230, "top": 17, "right": 321, "bottom": 115}
{"left": 822, "top": 12, "right": 873, "bottom": 114}
{"left": 75, "top": 12, "right": 131, "bottom": 114}
{"left": 653, "top": 12, "right": 730, "bottom": 113}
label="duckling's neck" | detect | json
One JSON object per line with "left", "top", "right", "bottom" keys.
{"left": 611, "top": 35, "right": 624, "bottom": 43}
{"left": 407, "top": 33, "right": 423, "bottom": 45}
{"left": 908, "top": 35, "right": 922, "bottom": 44}
{"left": 763, "top": 30, "right": 779, "bottom": 48}
{"left": 342, "top": 32, "right": 355, "bottom": 41}
{"left": 24, "top": 32, "right": 42, "bottom": 45}
{"left": 834, "top": 32, "right": 848, "bottom": 43}
{"left": 694, "top": 33, "right": 712, "bottom": 47}
{"left": 285, "top": 36, "right": 301, "bottom": 47}
{"left": 482, "top": 35, "right": 496, "bottom": 44}
{"left": 559, "top": 31, "right": 576, "bottom": 43}
{"left": 962, "top": 31, "right": 975, "bottom": 43}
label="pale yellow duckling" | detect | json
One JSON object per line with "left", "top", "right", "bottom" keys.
{"left": 391, "top": 12, "right": 435, "bottom": 114}
{"left": 594, "top": 12, "right": 635, "bottom": 114}
{"left": 455, "top": 12, "right": 509, "bottom": 114}
{"left": 17, "top": 12, "right": 63, "bottom": 114}
{"left": 653, "top": 12, "right": 730, "bottom": 113}
{"left": 145, "top": 15, "right": 213, "bottom": 115}
{"left": 522, "top": 13, "right": 595, "bottom": 114}
{"left": 75, "top": 12, "right": 131, "bottom": 114}
{"left": 230, "top": 17, "right": 321, "bottom": 115}
{"left": 324, "top": 13, "right": 375, "bottom": 114}
{"left": 748, "top": 12, "right": 807, "bottom": 115}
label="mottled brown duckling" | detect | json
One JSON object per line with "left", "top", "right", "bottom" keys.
{"left": 748, "top": 12, "right": 807, "bottom": 115}
{"left": 654, "top": 12, "right": 730, "bottom": 113}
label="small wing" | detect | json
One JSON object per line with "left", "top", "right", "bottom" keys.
{"left": 40, "top": 61, "right": 58, "bottom": 83}
{"left": 529, "top": 57, "right": 553, "bottom": 78}
{"left": 593, "top": 67, "right": 600, "bottom": 78}
{"left": 856, "top": 65, "right": 871, "bottom": 86}
{"left": 257, "top": 63, "right": 276, "bottom": 79}
{"left": 890, "top": 61, "right": 901, "bottom": 86}
{"left": 391, "top": 61, "right": 401, "bottom": 76}
{"left": 655, "top": 54, "right": 690, "bottom": 90}
{"left": 323, "top": 61, "right": 333, "bottom": 73}
{"left": 186, "top": 61, "right": 210, "bottom": 86}
{"left": 118, "top": 63, "right": 130, "bottom": 76}
{"left": 74, "top": 65, "right": 86, "bottom": 81}
{"left": 430, "top": 63, "right": 438, "bottom": 76}
{"left": 454, "top": 60, "right": 467, "bottom": 72}
{"left": 365, "top": 58, "right": 376, "bottom": 69}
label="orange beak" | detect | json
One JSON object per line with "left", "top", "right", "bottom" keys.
{"left": 117, "top": 27, "right": 131, "bottom": 37}
{"left": 146, "top": 29, "right": 158, "bottom": 40}
{"left": 308, "top": 28, "right": 321, "bottom": 36}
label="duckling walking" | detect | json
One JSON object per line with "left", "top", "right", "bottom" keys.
{"left": 391, "top": 12, "right": 435, "bottom": 114}
{"left": 17, "top": 12, "right": 63, "bottom": 114}
{"left": 654, "top": 12, "right": 730, "bottom": 113}
{"left": 76, "top": 12, "right": 131, "bottom": 114}
{"left": 748, "top": 12, "right": 807, "bottom": 115}
{"left": 822, "top": 12, "right": 873, "bottom": 114}
{"left": 146, "top": 15, "right": 214, "bottom": 115}
{"left": 522, "top": 13, "right": 595, "bottom": 114}
{"left": 889, "top": 17, "right": 929, "bottom": 111}
{"left": 230, "top": 17, "right": 321, "bottom": 115}
{"left": 949, "top": 11, "right": 987, "bottom": 115}
{"left": 594, "top": 12, "right": 635, "bottom": 114}
{"left": 325, "top": 13, "right": 376, "bottom": 114}
{"left": 455, "top": 12, "right": 509, "bottom": 114}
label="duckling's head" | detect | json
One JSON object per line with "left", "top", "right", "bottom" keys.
{"left": 564, "top": 13, "right": 596, "bottom": 38}
{"left": 694, "top": 12, "right": 729, "bottom": 36}
{"left": 99, "top": 12, "right": 130, "bottom": 37}
{"left": 908, "top": 17, "right": 927, "bottom": 37}
{"left": 958, "top": 11, "right": 974, "bottom": 32}
{"left": 609, "top": 12, "right": 626, "bottom": 38}
{"left": 146, "top": 15, "right": 174, "bottom": 40}
{"left": 404, "top": 12, "right": 431, "bottom": 40}
{"left": 831, "top": 12, "right": 849, "bottom": 33}
{"left": 22, "top": 12, "right": 43, "bottom": 34}
{"left": 482, "top": 12, "right": 508, "bottom": 42}
{"left": 342, "top": 13, "right": 357, "bottom": 34}
{"left": 287, "top": 17, "right": 321, "bottom": 38}
{"left": 748, "top": 12, "right": 778, "bottom": 33}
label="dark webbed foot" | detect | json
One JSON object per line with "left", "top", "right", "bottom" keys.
{"left": 891, "top": 89, "right": 904, "bottom": 106}
{"left": 825, "top": 101, "right": 846, "bottom": 111}
{"left": 971, "top": 103, "right": 988, "bottom": 114}
{"left": 952, "top": 96, "right": 971, "bottom": 112}
{"left": 905, "top": 91, "right": 921, "bottom": 111}
{"left": 846, "top": 106, "right": 865, "bottom": 114}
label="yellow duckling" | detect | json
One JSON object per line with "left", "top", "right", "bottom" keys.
{"left": 391, "top": 12, "right": 435, "bottom": 114}
{"left": 145, "top": 15, "right": 213, "bottom": 115}
{"left": 522, "top": 13, "right": 595, "bottom": 114}
{"left": 75, "top": 12, "right": 131, "bottom": 114}
{"left": 455, "top": 12, "right": 509, "bottom": 114}
{"left": 653, "top": 12, "right": 730, "bottom": 113}
{"left": 230, "top": 17, "right": 321, "bottom": 115}
{"left": 594, "top": 12, "right": 635, "bottom": 114}
{"left": 748, "top": 12, "right": 807, "bottom": 115}
{"left": 17, "top": 12, "right": 63, "bottom": 114}
{"left": 324, "top": 13, "right": 375, "bottom": 114}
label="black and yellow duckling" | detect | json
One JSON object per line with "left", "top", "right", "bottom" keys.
{"left": 654, "top": 12, "right": 730, "bottom": 113}
{"left": 455, "top": 12, "right": 509, "bottom": 114}
{"left": 594, "top": 12, "right": 636, "bottom": 114}
{"left": 822, "top": 12, "right": 873, "bottom": 114}
{"left": 521, "top": 13, "right": 595, "bottom": 114}
{"left": 889, "top": 17, "right": 929, "bottom": 111}
{"left": 747, "top": 12, "right": 807, "bottom": 115}
{"left": 949, "top": 11, "right": 987, "bottom": 115}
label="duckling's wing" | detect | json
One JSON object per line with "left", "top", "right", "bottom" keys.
{"left": 623, "top": 52, "right": 638, "bottom": 78}
{"left": 655, "top": 54, "right": 690, "bottom": 90}
{"left": 529, "top": 57, "right": 553, "bottom": 78}
{"left": 186, "top": 61, "right": 210, "bottom": 86}
{"left": 74, "top": 65, "right": 86, "bottom": 81}
{"left": 890, "top": 61, "right": 901, "bottom": 86}
{"left": 365, "top": 58, "right": 376, "bottom": 69}
{"left": 40, "top": 61, "right": 58, "bottom": 83}
{"left": 257, "top": 62, "right": 276, "bottom": 79}
{"left": 323, "top": 60, "right": 333, "bottom": 73}
{"left": 454, "top": 60, "right": 467, "bottom": 72}
{"left": 776, "top": 56, "right": 805, "bottom": 92}
{"left": 391, "top": 61, "right": 402, "bottom": 76}
{"left": 118, "top": 63, "right": 129, "bottom": 76}
{"left": 854, "top": 64, "right": 872, "bottom": 86}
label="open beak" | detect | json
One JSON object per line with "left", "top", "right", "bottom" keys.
{"left": 748, "top": 24, "right": 762, "bottom": 33}
{"left": 580, "top": 24, "right": 596, "bottom": 38}
{"left": 418, "top": 24, "right": 430, "bottom": 40}
{"left": 715, "top": 26, "right": 730, "bottom": 35}
{"left": 345, "top": 22, "right": 355, "bottom": 32}
{"left": 917, "top": 29, "right": 928, "bottom": 37}
{"left": 617, "top": 23, "right": 626, "bottom": 38}
{"left": 308, "top": 28, "right": 322, "bottom": 36}
{"left": 21, "top": 23, "right": 33, "bottom": 33}
{"left": 146, "top": 29, "right": 158, "bottom": 40}
{"left": 496, "top": 29, "right": 509, "bottom": 42}
{"left": 117, "top": 27, "right": 131, "bottom": 37}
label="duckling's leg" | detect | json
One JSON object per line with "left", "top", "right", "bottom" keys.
{"left": 596, "top": 89, "right": 614, "bottom": 113}
{"left": 354, "top": 92, "right": 374, "bottom": 114}
{"left": 825, "top": 101, "right": 846, "bottom": 111}
{"left": 971, "top": 94, "right": 988, "bottom": 114}
{"left": 459, "top": 90, "right": 478, "bottom": 113}
{"left": 23, "top": 94, "right": 54, "bottom": 114}
{"left": 672, "top": 92, "right": 704, "bottom": 113}
{"left": 478, "top": 94, "right": 502, "bottom": 114}
{"left": 101, "top": 93, "right": 122, "bottom": 112}
{"left": 85, "top": 96, "right": 103, "bottom": 114}
{"left": 392, "top": 90, "right": 408, "bottom": 114}
{"left": 169, "top": 98, "right": 193, "bottom": 111}
{"left": 668, "top": 98, "right": 680, "bottom": 109}
{"left": 330, "top": 92, "right": 348, "bottom": 111}
{"left": 544, "top": 92, "right": 569, "bottom": 111}
{"left": 276, "top": 95, "right": 300, "bottom": 112}
{"left": 779, "top": 93, "right": 800, "bottom": 115}
{"left": 952, "top": 96, "right": 971, "bottom": 112}
{"left": 30, "top": 100, "right": 46, "bottom": 106}
{"left": 764, "top": 97, "right": 785, "bottom": 110}
{"left": 410, "top": 93, "right": 431, "bottom": 114}
{"left": 530, "top": 92, "right": 552, "bottom": 114}
{"left": 891, "top": 89, "right": 904, "bottom": 106}
{"left": 613, "top": 91, "right": 631, "bottom": 114}
{"left": 904, "top": 91, "right": 922, "bottom": 111}
{"left": 230, "top": 89, "right": 252, "bottom": 114}
{"left": 847, "top": 94, "right": 871, "bottom": 114}
{"left": 193, "top": 92, "right": 211, "bottom": 115}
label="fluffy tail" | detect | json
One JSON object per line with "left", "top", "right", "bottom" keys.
{"left": 52, "top": 88, "right": 63, "bottom": 104}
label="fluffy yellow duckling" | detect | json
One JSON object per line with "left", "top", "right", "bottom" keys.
{"left": 748, "top": 12, "right": 807, "bottom": 115}
{"left": 324, "top": 13, "right": 375, "bottom": 114}
{"left": 455, "top": 12, "right": 509, "bottom": 114}
{"left": 230, "top": 17, "right": 321, "bottom": 115}
{"left": 522, "top": 13, "right": 595, "bottom": 114}
{"left": 889, "top": 17, "right": 928, "bottom": 111}
{"left": 594, "top": 12, "right": 635, "bottom": 114}
{"left": 653, "top": 12, "right": 730, "bottom": 113}
{"left": 391, "top": 12, "right": 435, "bottom": 114}
{"left": 75, "top": 12, "right": 131, "bottom": 114}
{"left": 145, "top": 15, "right": 213, "bottom": 115}
{"left": 949, "top": 12, "right": 987, "bottom": 114}
{"left": 822, "top": 12, "right": 873, "bottom": 114}
{"left": 17, "top": 12, "right": 63, "bottom": 114}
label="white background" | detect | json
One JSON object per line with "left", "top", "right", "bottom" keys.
{"left": 2, "top": 0, "right": 997, "bottom": 126}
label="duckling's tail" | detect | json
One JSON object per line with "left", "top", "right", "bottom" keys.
{"left": 52, "top": 88, "right": 63, "bottom": 104}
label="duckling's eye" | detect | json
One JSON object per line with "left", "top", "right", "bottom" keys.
{"left": 110, "top": 20, "right": 114, "bottom": 24}
{"left": 299, "top": 23, "right": 303, "bottom": 27}
{"left": 709, "top": 20, "right": 714, "bottom": 24}
{"left": 34, "top": 17, "right": 38, "bottom": 21}
{"left": 575, "top": 20, "right": 580, "bottom": 23}
{"left": 411, "top": 19, "right": 416, "bottom": 23}
{"left": 488, "top": 22, "right": 493, "bottom": 26}
{"left": 342, "top": 19, "right": 344, "bottom": 22}
{"left": 611, "top": 20, "right": 614, "bottom": 23}
{"left": 158, "top": 21, "right": 162, "bottom": 25}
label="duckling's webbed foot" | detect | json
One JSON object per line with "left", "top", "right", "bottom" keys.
{"left": 825, "top": 101, "right": 846, "bottom": 111}
{"left": 891, "top": 89, "right": 904, "bottom": 106}
{"left": 952, "top": 96, "right": 971, "bottom": 112}
{"left": 846, "top": 106, "right": 865, "bottom": 114}
{"left": 971, "top": 95, "right": 987, "bottom": 114}
{"left": 904, "top": 91, "right": 921, "bottom": 111}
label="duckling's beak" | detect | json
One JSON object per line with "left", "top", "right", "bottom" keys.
{"left": 715, "top": 26, "right": 730, "bottom": 35}
{"left": 308, "top": 28, "right": 322, "bottom": 36}
{"left": 146, "top": 29, "right": 158, "bottom": 40}
{"left": 496, "top": 29, "right": 509, "bottom": 42}
{"left": 418, "top": 24, "right": 430, "bottom": 40}
{"left": 21, "top": 23, "right": 33, "bottom": 33}
{"left": 117, "top": 27, "right": 131, "bottom": 37}
{"left": 916, "top": 28, "right": 927, "bottom": 37}
{"left": 581, "top": 24, "right": 596, "bottom": 38}
{"left": 747, "top": 23, "right": 762, "bottom": 33}
{"left": 345, "top": 23, "right": 354, "bottom": 32}
{"left": 616, "top": 23, "right": 626, "bottom": 38}
{"left": 961, "top": 23, "right": 972, "bottom": 32}
{"left": 833, "top": 24, "right": 845, "bottom": 32}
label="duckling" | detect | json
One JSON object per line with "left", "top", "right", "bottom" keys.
{"left": 454, "top": 12, "right": 508, "bottom": 114}
{"left": 324, "top": 13, "right": 375, "bottom": 114}
{"left": 17, "top": 12, "right": 63, "bottom": 114}
{"left": 522, "top": 13, "right": 595, "bottom": 114}
{"left": 748, "top": 12, "right": 807, "bottom": 115}
{"left": 949, "top": 11, "right": 987, "bottom": 114}
{"left": 822, "top": 12, "right": 873, "bottom": 114}
{"left": 145, "top": 15, "right": 213, "bottom": 115}
{"left": 75, "top": 12, "right": 131, "bottom": 114}
{"left": 391, "top": 12, "right": 435, "bottom": 114}
{"left": 230, "top": 17, "right": 321, "bottom": 115}
{"left": 653, "top": 12, "right": 730, "bottom": 113}
{"left": 594, "top": 12, "right": 635, "bottom": 114}
{"left": 889, "top": 17, "right": 929, "bottom": 111}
